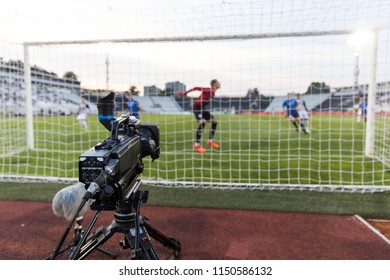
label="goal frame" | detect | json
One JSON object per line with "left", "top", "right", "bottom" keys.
{"left": 21, "top": 29, "right": 382, "bottom": 191}
{"left": 23, "top": 29, "right": 379, "bottom": 153}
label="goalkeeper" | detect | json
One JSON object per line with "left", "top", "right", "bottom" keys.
{"left": 179, "top": 79, "right": 221, "bottom": 153}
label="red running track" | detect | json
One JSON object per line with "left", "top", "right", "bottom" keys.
{"left": 0, "top": 200, "right": 389, "bottom": 260}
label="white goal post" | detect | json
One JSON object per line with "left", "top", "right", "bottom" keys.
{"left": 364, "top": 29, "right": 378, "bottom": 157}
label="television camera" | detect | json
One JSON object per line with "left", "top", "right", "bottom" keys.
{"left": 79, "top": 91, "right": 160, "bottom": 210}
{"left": 47, "top": 92, "right": 180, "bottom": 260}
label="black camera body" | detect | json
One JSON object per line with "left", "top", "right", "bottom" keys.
{"left": 47, "top": 92, "right": 182, "bottom": 260}
{"left": 78, "top": 92, "right": 160, "bottom": 210}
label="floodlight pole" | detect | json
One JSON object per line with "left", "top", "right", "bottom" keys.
{"left": 353, "top": 46, "right": 360, "bottom": 94}
{"left": 23, "top": 43, "right": 34, "bottom": 150}
{"left": 365, "top": 29, "right": 379, "bottom": 157}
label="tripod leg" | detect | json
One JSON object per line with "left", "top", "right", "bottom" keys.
{"left": 48, "top": 199, "right": 89, "bottom": 259}
{"left": 69, "top": 213, "right": 118, "bottom": 260}
{"left": 75, "top": 224, "right": 115, "bottom": 260}
{"left": 96, "top": 247, "right": 118, "bottom": 259}
{"left": 143, "top": 218, "right": 181, "bottom": 259}
{"left": 123, "top": 225, "right": 160, "bottom": 260}
{"left": 140, "top": 236, "right": 159, "bottom": 260}
{"left": 69, "top": 210, "right": 101, "bottom": 259}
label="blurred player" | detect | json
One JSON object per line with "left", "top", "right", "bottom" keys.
{"left": 178, "top": 79, "right": 221, "bottom": 153}
{"left": 77, "top": 96, "right": 90, "bottom": 130}
{"left": 125, "top": 92, "right": 143, "bottom": 119}
{"left": 283, "top": 92, "right": 307, "bottom": 134}
{"left": 357, "top": 96, "right": 367, "bottom": 123}
{"left": 296, "top": 93, "right": 310, "bottom": 133}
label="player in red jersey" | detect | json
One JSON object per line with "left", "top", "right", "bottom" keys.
{"left": 178, "top": 79, "right": 221, "bottom": 153}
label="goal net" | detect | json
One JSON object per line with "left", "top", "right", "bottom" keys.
{"left": 1, "top": 1, "right": 390, "bottom": 191}
{"left": 0, "top": 42, "right": 26, "bottom": 165}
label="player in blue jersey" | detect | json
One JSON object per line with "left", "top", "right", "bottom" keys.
{"left": 125, "top": 92, "right": 143, "bottom": 119}
{"left": 282, "top": 92, "right": 308, "bottom": 134}
{"left": 357, "top": 96, "right": 367, "bottom": 123}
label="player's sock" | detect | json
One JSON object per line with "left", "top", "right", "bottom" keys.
{"left": 209, "top": 122, "right": 217, "bottom": 139}
{"left": 300, "top": 123, "right": 308, "bottom": 134}
{"left": 196, "top": 123, "right": 206, "bottom": 143}
{"left": 305, "top": 120, "right": 310, "bottom": 132}
{"left": 292, "top": 121, "right": 299, "bottom": 132}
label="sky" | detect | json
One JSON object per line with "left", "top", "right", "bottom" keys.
{"left": 1, "top": 0, "right": 390, "bottom": 96}
{"left": 0, "top": 0, "right": 228, "bottom": 42}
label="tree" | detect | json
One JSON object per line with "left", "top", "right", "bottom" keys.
{"left": 305, "top": 82, "right": 330, "bottom": 94}
{"left": 246, "top": 88, "right": 260, "bottom": 99}
{"left": 63, "top": 71, "right": 78, "bottom": 80}
{"left": 129, "top": 85, "right": 140, "bottom": 96}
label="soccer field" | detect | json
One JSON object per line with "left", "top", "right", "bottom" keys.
{"left": 1, "top": 113, "right": 390, "bottom": 187}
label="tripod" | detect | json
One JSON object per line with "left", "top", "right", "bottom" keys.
{"left": 48, "top": 180, "right": 181, "bottom": 260}
{"left": 45, "top": 216, "right": 118, "bottom": 260}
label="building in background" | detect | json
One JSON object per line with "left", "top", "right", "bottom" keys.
{"left": 166, "top": 81, "right": 186, "bottom": 96}
{"left": 143, "top": 85, "right": 162, "bottom": 96}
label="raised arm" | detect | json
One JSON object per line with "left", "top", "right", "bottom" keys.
{"left": 178, "top": 87, "right": 204, "bottom": 96}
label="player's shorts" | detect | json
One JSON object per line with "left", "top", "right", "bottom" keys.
{"left": 193, "top": 109, "right": 213, "bottom": 121}
{"left": 77, "top": 113, "right": 87, "bottom": 121}
{"left": 299, "top": 111, "right": 309, "bottom": 119}
{"left": 288, "top": 110, "right": 300, "bottom": 119}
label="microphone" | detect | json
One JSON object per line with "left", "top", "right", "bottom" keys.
{"left": 52, "top": 183, "right": 92, "bottom": 221}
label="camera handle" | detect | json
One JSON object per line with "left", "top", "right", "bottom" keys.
{"left": 111, "top": 115, "right": 128, "bottom": 140}
{"left": 110, "top": 114, "right": 141, "bottom": 141}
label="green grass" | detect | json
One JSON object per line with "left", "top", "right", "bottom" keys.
{"left": 2, "top": 113, "right": 390, "bottom": 186}
{"left": 1, "top": 113, "right": 390, "bottom": 217}
{"left": 1, "top": 182, "right": 390, "bottom": 218}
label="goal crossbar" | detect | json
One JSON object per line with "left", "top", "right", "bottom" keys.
{"left": 23, "top": 30, "right": 358, "bottom": 46}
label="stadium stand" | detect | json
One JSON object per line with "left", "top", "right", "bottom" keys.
{"left": 0, "top": 76, "right": 97, "bottom": 116}
{"left": 265, "top": 93, "right": 328, "bottom": 113}
{"left": 149, "top": 95, "right": 183, "bottom": 113}
{"left": 312, "top": 88, "right": 365, "bottom": 112}
{"left": 211, "top": 95, "right": 273, "bottom": 113}
{"left": 374, "top": 82, "right": 390, "bottom": 112}
{"left": 300, "top": 94, "right": 330, "bottom": 111}
{"left": 3, "top": 59, "right": 390, "bottom": 117}
{"left": 174, "top": 95, "right": 192, "bottom": 111}
{"left": 110, "top": 94, "right": 184, "bottom": 115}
{"left": 311, "top": 83, "right": 390, "bottom": 113}
{"left": 0, "top": 60, "right": 94, "bottom": 116}
{"left": 265, "top": 96, "right": 285, "bottom": 113}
